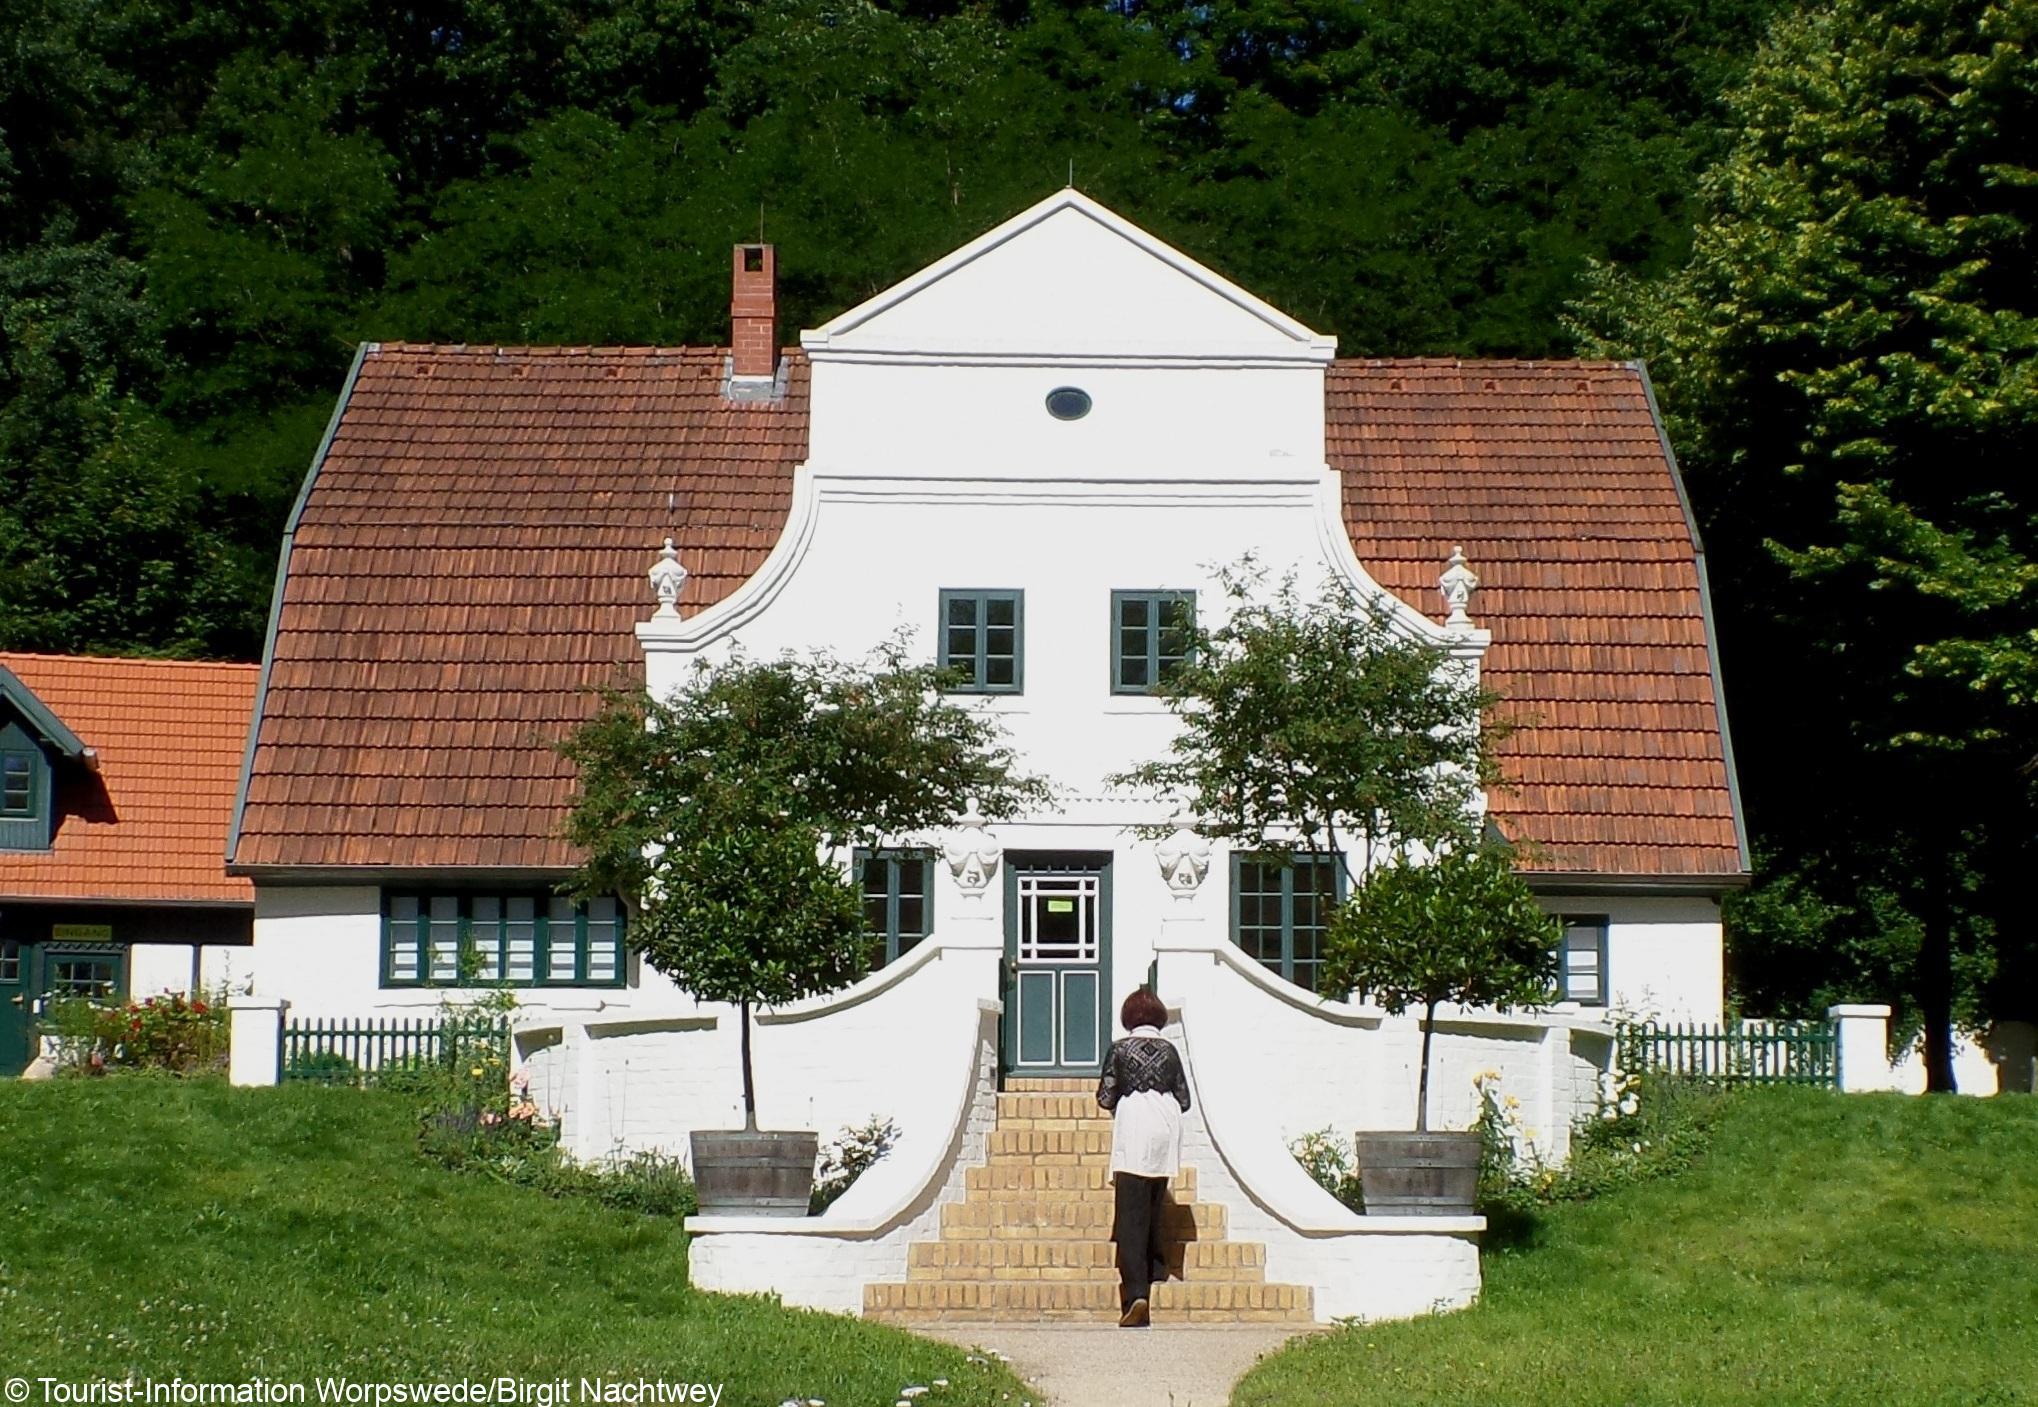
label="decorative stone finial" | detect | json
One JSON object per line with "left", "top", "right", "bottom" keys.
{"left": 1439, "top": 545, "right": 1479, "bottom": 628}
{"left": 648, "top": 538, "right": 688, "bottom": 618}
{"left": 943, "top": 797, "right": 1003, "bottom": 898}
{"left": 1156, "top": 809, "right": 1211, "bottom": 898}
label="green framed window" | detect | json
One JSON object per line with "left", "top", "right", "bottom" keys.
{"left": 1, "top": 751, "right": 34, "bottom": 817}
{"left": 939, "top": 590, "right": 1024, "bottom": 693}
{"left": 44, "top": 948, "right": 123, "bottom": 999}
{"left": 381, "top": 892, "right": 626, "bottom": 988}
{"left": 1559, "top": 915, "right": 1609, "bottom": 1006}
{"left": 1111, "top": 590, "right": 1195, "bottom": 694}
{"left": 0, "top": 938, "right": 21, "bottom": 984}
{"left": 1231, "top": 852, "right": 1344, "bottom": 993}
{"left": 859, "top": 849, "right": 933, "bottom": 969}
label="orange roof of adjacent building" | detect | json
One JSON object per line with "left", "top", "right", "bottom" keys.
{"left": 0, "top": 653, "right": 257, "bottom": 904}
{"left": 231, "top": 343, "right": 1745, "bottom": 886}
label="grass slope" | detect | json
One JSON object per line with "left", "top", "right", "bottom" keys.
{"left": 1235, "top": 1089, "right": 2038, "bottom": 1406}
{"left": 0, "top": 1080, "right": 1027, "bottom": 1407}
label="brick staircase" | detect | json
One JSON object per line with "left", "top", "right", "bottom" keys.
{"left": 862, "top": 1077, "right": 1314, "bottom": 1324}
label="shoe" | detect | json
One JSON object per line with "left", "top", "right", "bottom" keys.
{"left": 1119, "top": 1297, "right": 1150, "bottom": 1328}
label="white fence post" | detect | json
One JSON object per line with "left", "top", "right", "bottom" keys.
{"left": 1827, "top": 1004, "right": 1894, "bottom": 1093}
{"left": 229, "top": 994, "right": 291, "bottom": 1087}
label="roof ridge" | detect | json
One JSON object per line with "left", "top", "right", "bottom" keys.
{"left": 0, "top": 651, "right": 260, "bottom": 672}
{"left": 371, "top": 342, "right": 807, "bottom": 359}
{"left": 1329, "top": 357, "right": 1634, "bottom": 371}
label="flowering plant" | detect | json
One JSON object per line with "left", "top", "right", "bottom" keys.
{"left": 39, "top": 987, "right": 228, "bottom": 1074}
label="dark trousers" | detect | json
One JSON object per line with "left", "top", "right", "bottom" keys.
{"left": 1111, "top": 1172, "right": 1169, "bottom": 1308}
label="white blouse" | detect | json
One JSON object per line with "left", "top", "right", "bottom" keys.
{"left": 1106, "top": 1025, "right": 1185, "bottom": 1179}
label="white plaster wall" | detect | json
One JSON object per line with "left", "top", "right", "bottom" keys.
{"left": 127, "top": 941, "right": 255, "bottom": 999}
{"left": 1539, "top": 894, "right": 1725, "bottom": 1024}
{"left": 687, "top": 1002, "right": 1002, "bottom": 1314}
{"left": 809, "top": 363, "right": 1328, "bottom": 479}
{"left": 128, "top": 943, "right": 200, "bottom": 998}
{"left": 1890, "top": 1032, "right": 2005, "bottom": 1097}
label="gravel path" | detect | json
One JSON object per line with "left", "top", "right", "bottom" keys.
{"left": 920, "top": 1323, "right": 1320, "bottom": 1407}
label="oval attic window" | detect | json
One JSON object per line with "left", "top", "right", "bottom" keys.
{"left": 1045, "top": 387, "right": 1093, "bottom": 421}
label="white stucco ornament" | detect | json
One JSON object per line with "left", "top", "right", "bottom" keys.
{"left": 1439, "top": 544, "right": 1479, "bottom": 628}
{"left": 648, "top": 538, "right": 688, "bottom": 618}
{"left": 1156, "top": 810, "right": 1211, "bottom": 896}
{"left": 942, "top": 797, "right": 1003, "bottom": 897}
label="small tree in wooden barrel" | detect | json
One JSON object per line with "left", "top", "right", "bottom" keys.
{"left": 562, "top": 647, "right": 1041, "bottom": 1216}
{"left": 1322, "top": 846, "right": 1559, "bottom": 1213}
{"left": 1112, "top": 565, "right": 1549, "bottom": 1215}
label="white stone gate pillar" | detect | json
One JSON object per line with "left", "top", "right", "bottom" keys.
{"left": 228, "top": 994, "right": 290, "bottom": 1087}
{"left": 1828, "top": 1004, "right": 1894, "bottom": 1093}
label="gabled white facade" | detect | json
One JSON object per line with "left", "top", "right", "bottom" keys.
{"left": 241, "top": 191, "right": 1735, "bottom": 1324}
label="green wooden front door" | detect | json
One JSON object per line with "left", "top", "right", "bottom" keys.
{"left": 1003, "top": 853, "right": 1112, "bottom": 1078}
{"left": 0, "top": 939, "right": 29, "bottom": 1076}
{"left": 0, "top": 942, "right": 126, "bottom": 1076}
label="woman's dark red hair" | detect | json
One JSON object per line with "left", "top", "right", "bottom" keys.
{"left": 1120, "top": 987, "right": 1166, "bottom": 1031}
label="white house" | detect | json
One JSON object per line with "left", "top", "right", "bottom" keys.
{"left": 227, "top": 191, "right": 1747, "bottom": 1322}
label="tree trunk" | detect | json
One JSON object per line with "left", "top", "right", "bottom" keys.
{"left": 1415, "top": 996, "right": 1439, "bottom": 1133}
{"left": 1920, "top": 845, "right": 1957, "bottom": 1094}
{"left": 739, "top": 996, "right": 758, "bottom": 1130}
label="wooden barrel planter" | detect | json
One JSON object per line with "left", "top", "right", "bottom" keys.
{"left": 1354, "top": 1131, "right": 1482, "bottom": 1216}
{"left": 691, "top": 1129, "right": 820, "bottom": 1216}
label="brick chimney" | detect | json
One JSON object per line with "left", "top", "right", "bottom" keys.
{"left": 730, "top": 244, "right": 777, "bottom": 384}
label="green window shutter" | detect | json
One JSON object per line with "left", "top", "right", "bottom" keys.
{"left": 938, "top": 590, "right": 1024, "bottom": 693}
{"left": 1230, "top": 851, "right": 1342, "bottom": 992}
{"left": 1559, "top": 915, "right": 1610, "bottom": 1006}
{"left": 859, "top": 849, "right": 936, "bottom": 968}
{"left": 504, "top": 897, "right": 539, "bottom": 983}
{"left": 1, "top": 751, "right": 33, "bottom": 816}
{"left": 544, "top": 896, "right": 579, "bottom": 984}
{"left": 585, "top": 897, "right": 624, "bottom": 986}
{"left": 384, "top": 895, "right": 423, "bottom": 985}
{"left": 1112, "top": 590, "right": 1196, "bottom": 694}
{"left": 380, "top": 890, "right": 628, "bottom": 990}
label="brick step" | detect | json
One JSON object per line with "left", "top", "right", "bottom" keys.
{"left": 964, "top": 1164, "right": 1200, "bottom": 1196}
{"left": 907, "top": 1259, "right": 1267, "bottom": 1285}
{"left": 992, "top": 1118, "right": 1115, "bottom": 1137}
{"left": 1003, "top": 1077, "right": 1096, "bottom": 1093}
{"left": 908, "top": 1239, "right": 1265, "bottom": 1274}
{"left": 995, "top": 1093, "right": 1109, "bottom": 1123}
{"left": 987, "top": 1128, "right": 1114, "bottom": 1159}
{"left": 862, "top": 1279, "right": 1313, "bottom": 1324}
{"left": 941, "top": 1199, "right": 1225, "bottom": 1237}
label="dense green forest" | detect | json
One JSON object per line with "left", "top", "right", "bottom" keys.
{"left": 2, "top": 0, "right": 2031, "bottom": 1075}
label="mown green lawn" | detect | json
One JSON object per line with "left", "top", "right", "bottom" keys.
{"left": 1235, "top": 1088, "right": 2038, "bottom": 1406}
{"left": 0, "top": 1080, "right": 1026, "bottom": 1407}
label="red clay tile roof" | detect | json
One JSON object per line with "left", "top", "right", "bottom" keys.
{"left": 233, "top": 345, "right": 1744, "bottom": 884}
{"left": 231, "top": 344, "right": 806, "bottom": 871}
{"left": 0, "top": 653, "right": 257, "bottom": 903}
{"left": 1330, "top": 359, "right": 1744, "bottom": 880}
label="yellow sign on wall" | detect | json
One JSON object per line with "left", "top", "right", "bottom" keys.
{"left": 50, "top": 923, "right": 114, "bottom": 943}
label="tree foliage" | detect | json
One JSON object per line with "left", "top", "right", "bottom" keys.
{"left": 0, "top": 0, "right": 1779, "bottom": 658}
{"left": 560, "top": 647, "right": 1044, "bottom": 1123}
{"left": 1112, "top": 569, "right": 1503, "bottom": 873}
{"left": 1575, "top": 0, "right": 2038, "bottom": 1079}
{"left": 1322, "top": 847, "right": 1560, "bottom": 1131}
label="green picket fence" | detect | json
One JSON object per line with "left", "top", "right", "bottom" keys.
{"left": 1616, "top": 1019, "right": 1838, "bottom": 1087}
{"left": 282, "top": 1014, "right": 510, "bottom": 1087}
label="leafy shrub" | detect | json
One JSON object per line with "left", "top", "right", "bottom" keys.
{"left": 38, "top": 989, "right": 227, "bottom": 1074}
{"left": 811, "top": 1115, "right": 900, "bottom": 1214}
{"left": 283, "top": 1049, "right": 363, "bottom": 1084}
{"left": 1290, "top": 1128, "right": 1366, "bottom": 1213}
{"left": 407, "top": 987, "right": 696, "bottom": 1219}
{"left": 1477, "top": 1071, "right": 1736, "bottom": 1214}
